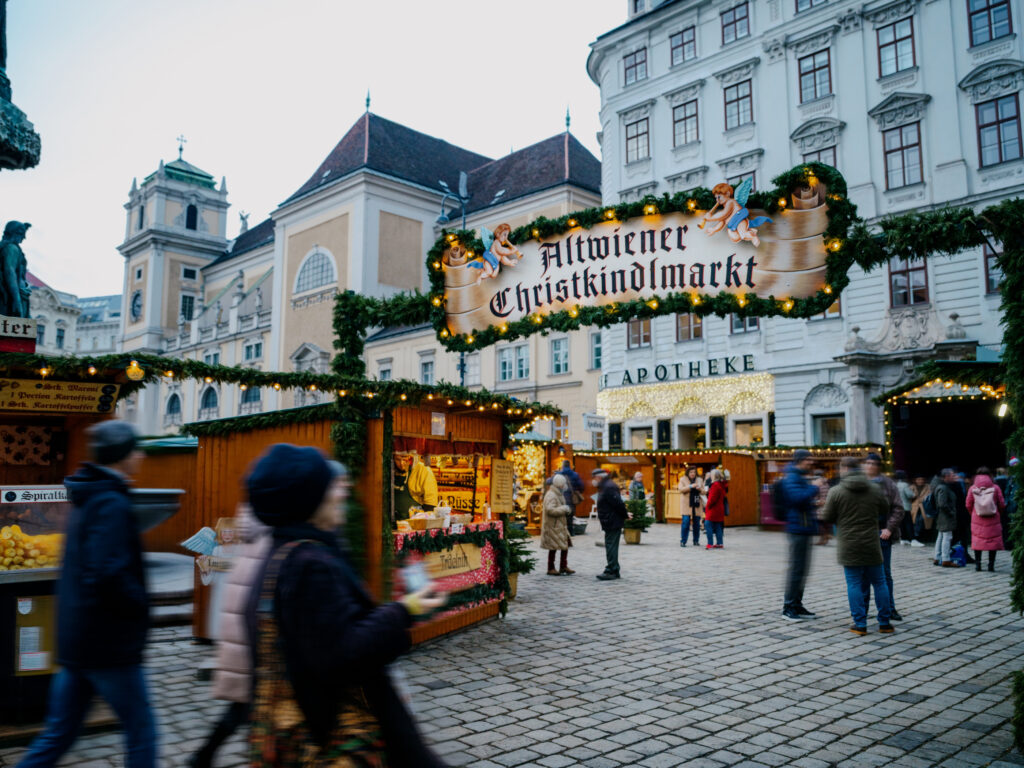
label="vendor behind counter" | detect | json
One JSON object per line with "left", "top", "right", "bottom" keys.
{"left": 393, "top": 451, "right": 437, "bottom": 520}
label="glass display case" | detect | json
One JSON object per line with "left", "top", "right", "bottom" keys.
{"left": 0, "top": 485, "right": 69, "bottom": 579}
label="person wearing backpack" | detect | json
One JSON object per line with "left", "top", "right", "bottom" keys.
{"left": 966, "top": 467, "right": 1006, "bottom": 572}
{"left": 932, "top": 469, "right": 959, "bottom": 567}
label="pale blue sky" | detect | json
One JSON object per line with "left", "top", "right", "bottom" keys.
{"left": 1, "top": 0, "right": 622, "bottom": 297}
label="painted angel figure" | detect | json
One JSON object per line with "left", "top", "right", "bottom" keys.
{"left": 467, "top": 223, "right": 523, "bottom": 285}
{"left": 699, "top": 178, "right": 773, "bottom": 247}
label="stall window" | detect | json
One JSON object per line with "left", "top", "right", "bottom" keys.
{"left": 551, "top": 338, "right": 569, "bottom": 375}
{"left": 420, "top": 359, "right": 434, "bottom": 385}
{"left": 627, "top": 318, "right": 651, "bottom": 348}
{"left": 985, "top": 242, "right": 1004, "bottom": 294}
{"left": 676, "top": 312, "right": 703, "bottom": 341}
{"left": 464, "top": 353, "right": 481, "bottom": 386}
{"left": 670, "top": 26, "right": 697, "bottom": 65}
{"left": 553, "top": 415, "right": 569, "bottom": 442}
{"left": 590, "top": 331, "right": 603, "bottom": 369}
{"left": 889, "top": 258, "right": 929, "bottom": 306}
{"left": 630, "top": 427, "right": 654, "bottom": 450}
{"left": 733, "top": 419, "right": 764, "bottom": 445}
{"left": 813, "top": 414, "right": 847, "bottom": 444}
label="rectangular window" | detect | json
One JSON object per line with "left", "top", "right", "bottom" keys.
{"left": 977, "top": 94, "right": 1022, "bottom": 167}
{"left": 180, "top": 293, "right": 195, "bottom": 322}
{"left": 796, "top": 0, "right": 825, "bottom": 11}
{"left": 630, "top": 427, "right": 654, "bottom": 450}
{"left": 724, "top": 79, "right": 753, "bottom": 130}
{"left": 592, "top": 431, "right": 604, "bottom": 450}
{"left": 182, "top": 266, "right": 199, "bottom": 281}
{"left": 734, "top": 419, "right": 764, "bottom": 445}
{"left": 627, "top": 318, "right": 652, "bottom": 348}
{"left": 889, "top": 258, "right": 929, "bottom": 306}
{"left": 633, "top": 0, "right": 645, "bottom": 14}
{"left": 883, "top": 122, "right": 922, "bottom": 189}
{"left": 498, "top": 346, "right": 529, "bottom": 381}
{"left": 731, "top": 314, "right": 759, "bottom": 333}
{"left": 55, "top": 328, "right": 65, "bottom": 350}
{"left": 813, "top": 414, "right": 847, "bottom": 444}
{"left": 135, "top": 267, "right": 143, "bottom": 281}
{"left": 819, "top": 299, "right": 842, "bottom": 319}
{"left": 721, "top": 2, "right": 750, "bottom": 44}
{"left": 554, "top": 415, "right": 569, "bottom": 443}
{"left": 672, "top": 100, "right": 699, "bottom": 146}
{"left": 244, "top": 341, "right": 263, "bottom": 361}
{"left": 419, "top": 359, "right": 435, "bottom": 386}
{"left": 625, "top": 118, "right": 650, "bottom": 162}
{"left": 378, "top": 366, "right": 392, "bottom": 381}
{"left": 969, "top": 0, "right": 1012, "bottom": 45}
{"left": 670, "top": 26, "right": 697, "bottom": 65}
{"left": 803, "top": 146, "right": 837, "bottom": 167}
{"left": 984, "top": 242, "right": 1004, "bottom": 294}
{"left": 203, "top": 352, "right": 220, "bottom": 366}
{"left": 798, "top": 49, "right": 831, "bottom": 103}
{"left": 516, "top": 345, "right": 530, "bottom": 379}
{"left": 676, "top": 312, "right": 703, "bottom": 341}
{"left": 590, "top": 332, "right": 603, "bottom": 369}
{"left": 464, "top": 353, "right": 481, "bottom": 386}
{"left": 35, "top": 325, "right": 45, "bottom": 345}
{"left": 727, "top": 171, "right": 756, "bottom": 191}
{"left": 877, "top": 17, "right": 915, "bottom": 77}
{"left": 551, "top": 338, "right": 569, "bottom": 375}
{"left": 624, "top": 48, "right": 648, "bottom": 85}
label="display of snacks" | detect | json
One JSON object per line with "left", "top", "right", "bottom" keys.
{"left": 0, "top": 525, "right": 64, "bottom": 571}
{"left": 0, "top": 486, "right": 71, "bottom": 575}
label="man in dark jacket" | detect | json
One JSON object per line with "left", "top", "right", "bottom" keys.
{"left": 933, "top": 469, "right": 959, "bottom": 566}
{"left": 18, "top": 421, "right": 155, "bottom": 768}
{"left": 864, "top": 453, "right": 905, "bottom": 620}
{"left": 781, "top": 450, "right": 826, "bottom": 620}
{"left": 593, "top": 469, "right": 627, "bottom": 581}
{"left": 558, "top": 459, "right": 584, "bottom": 517}
{"left": 822, "top": 457, "right": 893, "bottom": 635}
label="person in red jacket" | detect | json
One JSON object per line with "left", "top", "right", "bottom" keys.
{"left": 704, "top": 469, "right": 727, "bottom": 549}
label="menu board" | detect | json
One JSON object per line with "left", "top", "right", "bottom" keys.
{"left": 490, "top": 459, "right": 514, "bottom": 516}
{"left": 0, "top": 379, "right": 119, "bottom": 414}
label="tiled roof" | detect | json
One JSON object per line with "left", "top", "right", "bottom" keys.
{"left": 207, "top": 217, "right": 275, "bottom": 269}
{"left": 461, "top": 133, "right": 600, "bottom": 215}
{"left": 76, "top": 295, "right": 121, "bottom": 324}
{"left": 365, "top": 322, "right": 434, "bottom": 344}
{"left": 284, "top": 113, "right": 492, "bottom": 204}
{"left": 26, "top": 271, "right": 47, "bottom": 288}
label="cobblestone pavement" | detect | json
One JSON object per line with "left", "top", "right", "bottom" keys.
{"left": 3, "top": 524, "right": 1024, "bottom": 767}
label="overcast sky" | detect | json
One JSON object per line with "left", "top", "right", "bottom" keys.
{"left": 1, "top": 0, "right": 622, "bottom": 298}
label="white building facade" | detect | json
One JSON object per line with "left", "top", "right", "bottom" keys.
{"left": 587, "top": 0, "right": 1019, "bottom": 455}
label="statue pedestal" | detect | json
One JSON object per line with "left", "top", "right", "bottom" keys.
{"left": 0, "top": 315, "right": 36, "bottom": 353}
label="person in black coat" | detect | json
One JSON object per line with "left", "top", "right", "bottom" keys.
{"left": 244, "top": 444, "right": 446, "bottom": 767}
{"left": 593, "top": 468, "right": 628, "bottom": 581}
{"left": 18, "top": 421, "right": 156, "bottom": 768}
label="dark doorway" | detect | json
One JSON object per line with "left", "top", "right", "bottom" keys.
{"left": 891, "top": 399, "right": 1012, "bottom": 477}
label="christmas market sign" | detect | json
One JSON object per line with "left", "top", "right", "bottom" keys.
{"left": 433, "top": 169, "right": 846, "bottom": 340}
{"left": 423, "top": 542, "right": 483, "bottom": 582}
{"left": 0, "top": 378, "right": 119, "bottom": 414}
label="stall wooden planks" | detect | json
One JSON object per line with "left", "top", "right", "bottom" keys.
{"left": 137, "top": 450, "right": 198, "bottom": 554}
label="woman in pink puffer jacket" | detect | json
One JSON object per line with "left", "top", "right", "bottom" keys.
{"left": 190, "top": 504, "right": 271, "bottom": 768}
{"left": 966, "top": 468, "right": 1006, "bottom": 573}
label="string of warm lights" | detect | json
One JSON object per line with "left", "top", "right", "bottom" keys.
{"left": 595, "top": 373, "right": 775, "bottom": 421}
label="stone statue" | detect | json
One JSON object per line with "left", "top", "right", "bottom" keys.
{"left": 0, "top": 220, "right": 31, "bottom": 317}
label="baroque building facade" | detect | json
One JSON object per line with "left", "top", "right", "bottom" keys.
{"left": 586, "top": 0, "right": 1018, "bottom": 458}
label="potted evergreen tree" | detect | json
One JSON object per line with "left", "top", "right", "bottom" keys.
{"left": 505, "top": 525, "right": 536, "bottom": 599}
{"left": 623, "top": 498, "right": 654, "bottom": 544}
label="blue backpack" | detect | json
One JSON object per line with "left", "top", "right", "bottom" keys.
{"left": 950, "top": 544, "right": 967, "bottom": 567}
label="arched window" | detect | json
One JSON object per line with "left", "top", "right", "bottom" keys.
{"left": 138, "top": 205, "right": 145, "bottom": 231}
{"left": 241, "top": 387, "right": 261, "bottom": 404}
{"left": 294, "top": 250, "right": 336, "bottom": 294}
{"left": 200, "top": 387, "right": 218, "bottom": 410}
{"left": 166, "top": 394, "right": 181, "bottom": 415}
{"left": 185, "top": 204, "right": 198, "bottom": 231}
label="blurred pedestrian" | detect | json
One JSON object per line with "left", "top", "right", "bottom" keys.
{"left": 628, "top": 472, "right": 647, "bottom": 501}
{"left": 864, "top": 453, "right": 904, "bottom": 620}
{"left": 966, "top": 467, "right": 1006, "bottom": 572}
{"left": 189, "top": 503, "right": 270, "bottom": 768}
{"left": 952, "top": 470, "right": 973, "bottom": 562}
{"left": 908, "top": 475, "right": 930, "bottom": 545}
{"left": 933, "top": 468, "right": 959, "bottom": 567}
{"left": 558, "top": 459, "right": 585, "bottom": 520}
{"left": 18, "top": 422, "right": 155, "bottom": 768}
{"left": 594, "top": 469, "right": 627, "bottom": 581}
{"left": 542, "top": 474, "right": 574, "bottom": 575}
{"left": 895, "top": 471, "right": 917, "bottom": 545}
{"left": 780, "top": 449, "right": 826, "bottom": 621}
{"left": 245, "top": 444, "right": 446, "bottom": 767}
{"left": 821, "top": 457, "right": 893, "bottom": 636}
{"left": 994, "top": 467, "right": 1012, "bottom": 544}
{"left": 704, "top": 469, "right": 726, "bottom": 549}
{"left": 678, "top": 466, "right": 705, "bottom": 548}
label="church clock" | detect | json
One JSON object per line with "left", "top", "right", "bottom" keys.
{"left": 130, "top": 290, "right": 143, "bottom": 322}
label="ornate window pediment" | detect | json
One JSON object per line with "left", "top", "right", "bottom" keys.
{"left": 785, "top": 25, "right": 839, "bottom": 55}
{"left": 804, "top": 383, "right": 849, "bottom": 409}
{"left": 716, "top": 148, "right": 765, "bottom": 176}
{"left": 958, "top": 59, "right": 1024, "bottom": 104}
{"left": 790, "top": 117, "right": 846, "bottom": 152}
{"left": 663, "top": 80, "right": 705, "bottom": 106}
{"left": 867, "top": 91, "right": 931, "bottom": 128}
{"left": 762, "top": 37, "right": 785, "bottom": 63}
{"left": 713, "top": 57, "right": 760, "bottom": 84}
{"left": 666, "top": 166, "right": 709, "bottom": 192}
{"left": 862, "top": 0, "right": 917, "bottom": 26}
{"left": 618, "top": 99, "right": 656, "bottom": 123}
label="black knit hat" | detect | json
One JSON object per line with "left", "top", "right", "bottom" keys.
{"left": 247, "top": 444, "right": 340, "bottom": 526}
{"left": 87, "top": 420, "right": 138, "bottom": 466}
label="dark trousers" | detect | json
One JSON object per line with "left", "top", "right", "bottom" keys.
{"left": 547, "top": 549, "right": 568, "bottom": 571}
{"left": 18, "top": 664, "right": 156, "bottom": 768}
{"left": 900, "top": 510, "right": 916, "bottom": 541}
{"left": 192, "top": 701, "right": 251, "bottom": 768}
{"left": 783, "top": 533, "right": 813, "bottom": 611}
{"left": 603, "top": 529, "right": 621, "bottom": 576}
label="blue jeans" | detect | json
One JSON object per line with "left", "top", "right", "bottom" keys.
{"left": 681, "top": 513, "right": 701, "bottom": 545}
{"left": 843, "top": 565, "right": 891, "bottom": 628}
{"left": 18, "top": 665, "right": 156, "bottom": 768}
{"left": 863, "top": 539, "right": 896, "bottom": 612}
{"left": 704, "top": 520, "right": 723, "bottom": 546}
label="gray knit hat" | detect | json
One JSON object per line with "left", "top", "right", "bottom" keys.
{"left": 87, "top": 420, "right": 138, "bottom": 466}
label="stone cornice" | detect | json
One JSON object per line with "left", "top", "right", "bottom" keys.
{"left": 663, "top": 79, "right": 705, "bottom": 105}
{"left": 862, "top": 0, "right": 918, "bottom": 26}
{"left": 785, "top": 25, "right": 840, "bottom": 55}
{"left": 958, "top": 58, "right": 1024, "bottom": 104}
{"left": 867, "top": 91, "right": 931, "bottom": 128}
{"left": 713, "top": 57, "right": 760, "bottom": 84}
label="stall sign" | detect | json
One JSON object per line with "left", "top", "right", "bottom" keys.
{"left": 1, "top": 486, "right": 67, "bottom": 504}
{"left": 438, "top": 489, "right": 485, "bottom": 515}
{"left": 14, "top": 594, "right": 54, "bottom": 676}
{"left": 0, "top": 379, "right": 119, "bottom": 414}
{"left": 490, "top": 458, "right": 514, "bottom": 515}
{"left": 0, "top": 315, "right": 36, "bottom": 354}
{"left": 423, "top": 543, "right": 482, "bottom": 581}
{"left": 583, "top": 413, "right": 606, "bottom": 433}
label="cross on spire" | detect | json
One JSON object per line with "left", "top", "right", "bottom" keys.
{"left": 565, "top": 107, "right": 571, "bottom": 131}
{"left": 365, "top": 90, "right": 371, "bottom": 112}
{"left": 176, "top": 134, "right": 187, "bottom": 159}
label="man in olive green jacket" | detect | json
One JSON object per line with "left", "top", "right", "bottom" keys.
{"left": 821, "top": 457, "right": 894, "bottom": 636}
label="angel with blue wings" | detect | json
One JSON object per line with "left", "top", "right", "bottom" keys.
{"left": 467, "top": 223, "right": 523, "bottom": 285}
{"left": 699, "top": 178, "right": 773, "bottom": 247}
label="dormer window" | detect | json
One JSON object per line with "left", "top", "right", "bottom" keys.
{"left": 138, "top": 205, "right": 145, "bottom": 231}
{"left": 185, "top": 204, "right": 198, "bottom": 231}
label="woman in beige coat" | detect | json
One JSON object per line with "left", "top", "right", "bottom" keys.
{"left": 542, "top": 474, "right": 574, "bottom": 576}
{"left": 678, "top": 467, "right": 706, "bottom": 547}
{"left": 190, "top": 504, "right": 271, "bottom": 768}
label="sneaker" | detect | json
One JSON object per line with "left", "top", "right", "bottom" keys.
{"left": 878, "top": 624, "right": 895, "bottom": 634}
{"left": 910, "top": 540, "right": 925, "bottom": 547}
{"left": 901, "top": 540, "right": 911, "bottom": 546}
{"left": 889, "top": 609, "right": 903, "bottom": 621}
{"left": 596, "top": 572, "right": 620, "bottom": 581}
{"left": 706, "top": 544, "right": 714, "bottom": 550}
{"left": 680, "top": 543, "right": 686, "bottom": 548}
{"left": 849, "top": 625, "right": 868, "bottom": 636}
{"left": 795, "top": 607, "right": 818, "bottom": 619}
{"left": 714, "top": 544, "right": 724, "bottom": 549}
{"left": 782, "top": 610, "right": 802, "bottom": 621}
{"left": 547, "top": 569, "right": 560, "bottom": 576}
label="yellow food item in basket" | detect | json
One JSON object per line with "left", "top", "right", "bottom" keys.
{"left": 0, "top": 527, "right": 64, "bottom": 571}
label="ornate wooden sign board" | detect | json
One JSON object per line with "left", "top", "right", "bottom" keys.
{"left": 426, "top": 164, "right": 852, "bottom": 350}
{"left": 0, "top": 379, "right": 119, "bottom": 413}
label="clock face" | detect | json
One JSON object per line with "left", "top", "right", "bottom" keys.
{"left": 130, "top": 290, "right": 143, "bottom": 321}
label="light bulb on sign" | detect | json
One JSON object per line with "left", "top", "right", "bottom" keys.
{"left": 125, "top": 361, "right": 145, "bottom": 381}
